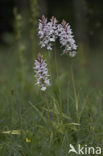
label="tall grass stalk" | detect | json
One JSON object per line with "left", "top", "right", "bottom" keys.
{"left": 13, "top": 8, "right": 27, "bottom": 90}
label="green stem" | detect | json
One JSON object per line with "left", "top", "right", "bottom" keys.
{"left": 54, "top": 45, "right": 62, "bottom": 112}
{"left": 54, "top": 44, "right": 58, "bottom": 77}
{"left": 45, "top": 92, "right": 50, "bottom": 121}
{"left": 70, "top": 60, "right": 79, "bottom": 123}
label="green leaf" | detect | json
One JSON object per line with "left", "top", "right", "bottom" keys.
{"left": 28, "top": 101, "right": 47, "bottom": 123}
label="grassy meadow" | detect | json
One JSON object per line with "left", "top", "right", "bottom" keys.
{"left": 0, "top": 4, "right": 103, "bottom": 156}
{"left": 0, "top": 40, "right": 103, "bottom": 156}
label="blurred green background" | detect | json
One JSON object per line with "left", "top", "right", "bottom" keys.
{"left": 0, "top": 0, "right": 103, "bottom": 89}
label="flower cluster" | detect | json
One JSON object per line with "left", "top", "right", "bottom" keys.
{"left": 34, "top": 53, "right": 50, "bottom": 91}
{"left": 38, "top": 15, "right": 77, "bottom": 57}
{"left": 34, "top": 16, "right": 78, "bottom": 91}
{"left": 58, "top": 20, "right": 77, "bottom": 57}
{"left": 38, "top": 15, "right": 58, "bottom": 50}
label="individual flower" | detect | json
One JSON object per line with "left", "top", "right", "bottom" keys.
{"left": 26, "top": 138, "right": 31, "bottom": 143}
{"left": 33, "top": 53, "right": 50, "bottom": 91}
{"left": 58, "top": 20, "right": 77, "bottom": 57}
{"left": 38, "top": 15, "right": 58, "bottom": 50}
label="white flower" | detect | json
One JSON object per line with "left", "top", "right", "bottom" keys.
{"left": 34, "top": 53, "right": 50, "bottom": 91}
{"left": 38, "top": 15, "right": 58, "bottom": 50}
{"left": 58, "top": 20, "right": 77, "bottom": 57}
{"left": 41, "top": 86, "right": 46, "bottom": 91}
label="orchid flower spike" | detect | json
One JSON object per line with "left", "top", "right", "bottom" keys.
{"left": 58, "top": 19, "right": 77, "bottom": 57}
{"left": 34, "top": 53, "right": 51, "bottom": 91}
{"left": 38, "top": 15, "right": 58, "bottom": 51}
